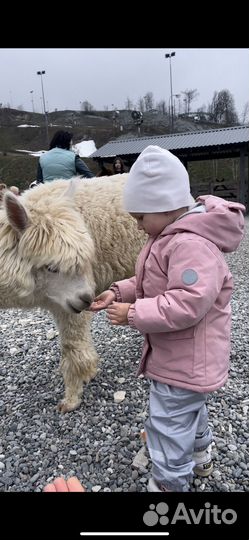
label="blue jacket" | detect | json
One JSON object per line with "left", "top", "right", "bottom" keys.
{"left": 37, "top": 147, "right": 94, "bottom": 182}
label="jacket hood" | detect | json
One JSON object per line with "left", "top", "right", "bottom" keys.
{"left": 164, "top": 195, "right": 245, "bottom": 252}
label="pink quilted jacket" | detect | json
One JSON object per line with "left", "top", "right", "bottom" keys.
{"left": 112, "top": 196, "right": 245, "bottom": 392}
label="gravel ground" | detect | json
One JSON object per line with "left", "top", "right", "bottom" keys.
{"left": 0, "top": 217, "right": 248, "bottom": 493}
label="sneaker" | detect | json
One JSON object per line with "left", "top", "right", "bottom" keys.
{"left": 193, "top": 444, "right": 213, "bottom": 477}
{"left": 148, "top": 477, "right": 172, "bottom": 492}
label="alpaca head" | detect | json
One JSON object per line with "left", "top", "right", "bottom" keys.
{"left": 0, "top": 180, "right": 96, "bottom": 313}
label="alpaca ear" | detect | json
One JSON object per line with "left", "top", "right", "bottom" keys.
{"left": 4, "top": 193, "right": 29, "bottom": 234}
{"left": 63, "top": 178, "right": 80, "bottom": 199}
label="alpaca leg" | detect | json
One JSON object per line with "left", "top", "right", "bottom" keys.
{"left": 58, "top": 342, "right": 99, "bottom": 413}
{"left": 53, "top": 310, "right": 99, "bottom": 413}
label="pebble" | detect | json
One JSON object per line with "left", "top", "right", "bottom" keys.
{"left": 0, "top": 218, "right": 248, "bottom": 493}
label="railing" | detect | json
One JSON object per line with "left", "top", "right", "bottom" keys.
{"left": 191, "top": 181, "right": 238, "bottom": 202}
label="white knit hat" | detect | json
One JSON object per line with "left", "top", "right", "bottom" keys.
{"left": 124, "top": 145, "right": 194, "bottom": 213}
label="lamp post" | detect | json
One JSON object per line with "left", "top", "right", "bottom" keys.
{"left": 165, "top": 52, "right": 175, "bottom": 133}
{"left": 37, "top": 70, "right": 49, "bottom": 146}
{"left": 183, "top": 97, "right": 187, "bottom": 114}
{"left": 30, "top": 90, "right": 35, "bottom": 113}
{"left": 9, "top": 90, "right": 13, "bottom": 108}
{"left": 173, "top": 93, "right": 181, "bottom": 117}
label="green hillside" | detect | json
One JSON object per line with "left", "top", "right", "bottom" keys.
{"left": 0, "top": 107, "right": 242, "bottom": 193}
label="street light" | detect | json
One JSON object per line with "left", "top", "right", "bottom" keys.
{"left": 9, "top": 90, "right": 13, "bottom": 108}
{"left": 165, "top": 52, "right": 175, "bottom": 133}
{"left": 30, "top": 90, "right": 34, "bottom": 113}
{"left": 37, "top": 70, "right": 49, "bottom": 146}
{"left": 173, "top": 93, "right": 181, "bottom": 117}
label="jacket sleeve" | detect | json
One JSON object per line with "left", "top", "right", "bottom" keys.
{"left": 75, "top": 155, "right": 94, "bottom": 178}
{"left": 128, "top": 239, "right": 228, "bottom": 333}
{"left": 36, "top": 161, "right": 44, "bottom": 183}
{"left": 110, "top": 276, "right": 137, "bottom": 303}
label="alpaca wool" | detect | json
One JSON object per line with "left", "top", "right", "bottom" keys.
{"left": 0, "top": 175, "right": 146, "bottom": 412}
{"left": 124, "top": 145, "right": 194, "bottom": 213}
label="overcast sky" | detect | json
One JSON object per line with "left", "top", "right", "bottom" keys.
{"left": 1, "top": 48, "right": 248, "bottom": 118}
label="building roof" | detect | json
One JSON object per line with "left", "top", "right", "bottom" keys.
{"left": 90, "top": 125, "right": 249, "bottom": 159}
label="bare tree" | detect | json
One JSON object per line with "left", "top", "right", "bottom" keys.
{"left": 241, "top": 101, "right": 249, "bottom": 124}
{"left": 137, "top": 97, "right": 145, "bottom": 113}
{"left": 181, "top": 89, "right": 199, "bottom": 114}
{"left": 81, "top": 100, "right": 94, "bottom": 112}
{"left": 208, "top": 89, "right": 238, "bottom": 124}
{"left": 125, "top": 97, "right": 133, "bottom": 110}
{"left": 144, "top": 92, "right": 154, "bottom": 111}
{"left": 156, "top": 100, "right": 167, "bottom": 114}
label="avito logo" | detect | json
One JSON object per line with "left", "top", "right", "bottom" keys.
{"left": 143, "top": 502, "right": 237, "bottom": 526}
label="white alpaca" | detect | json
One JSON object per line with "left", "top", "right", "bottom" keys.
{"left": 0, "top": 176, "right": 146, "bottom": 412}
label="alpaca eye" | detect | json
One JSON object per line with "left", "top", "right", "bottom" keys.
{"left": 46, "top": 265, "right": 59, "bottom": 273}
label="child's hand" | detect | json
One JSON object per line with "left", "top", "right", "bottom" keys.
{"left": 43, "top": 476, "right": 86, "bottom": 492}
{"left": 90, "top": 290, "right": 116, "bottom": 311}
{"left": 107, "top": 302, "right": 131, "bottom": 325}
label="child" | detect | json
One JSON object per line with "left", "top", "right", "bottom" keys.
{"left": 90, "top": 145, "right": 245, "bottom": 492}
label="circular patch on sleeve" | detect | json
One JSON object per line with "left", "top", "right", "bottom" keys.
{"left": 181, "top": 269, "right": 198, "bottom": 285}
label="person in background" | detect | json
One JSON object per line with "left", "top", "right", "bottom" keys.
{"left": 112, "top": 156, "right": 125, "bottom": 175}
{"left": 9, "top": 185, "right": 20, "bottom": 196}
{"left": 36, "top": 130, "right": 94, "bottom": 183}
{"left": 90, "top": 145, "right": 245, "bottom": 492}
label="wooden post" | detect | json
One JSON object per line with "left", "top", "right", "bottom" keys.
{"left": 239, "top": 146, "right": 247, "bottom": 209}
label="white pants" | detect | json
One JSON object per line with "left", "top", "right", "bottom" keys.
{"left": 145, "top": 380, "right": 213, "bottom": 492}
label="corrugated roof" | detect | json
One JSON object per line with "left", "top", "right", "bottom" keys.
{"left": 90, "top": 125, "right": 249, "bottom": 158}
